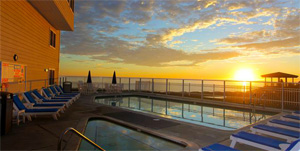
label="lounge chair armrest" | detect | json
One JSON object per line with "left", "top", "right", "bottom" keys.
{"left": 36, "top": 98, "right": 43, "bottom": 103}
{"left": 24, "top": 103, "right": 34, "bottom": 108}
{"left": 279, "top": 143, "right": 289, "bottom": 150}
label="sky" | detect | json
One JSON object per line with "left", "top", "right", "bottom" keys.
{"left": 60, "top": 0, "right": 300, "bottom": 81}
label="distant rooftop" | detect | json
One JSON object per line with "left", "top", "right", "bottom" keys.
{"left": 261, "top": 72, "right": 298, "bottom": 78}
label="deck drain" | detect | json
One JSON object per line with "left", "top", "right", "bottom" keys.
{"left": 153, "top": 119, "right": 160, "bottom": 121}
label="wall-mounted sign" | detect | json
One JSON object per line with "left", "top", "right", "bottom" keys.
{"left": 0, "top": 62, "right": 26, "bottom": 84}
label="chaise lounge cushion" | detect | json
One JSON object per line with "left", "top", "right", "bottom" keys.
{"left": 283, "top": 115, "right": 300, "bottom": 120}
{"left": 25, "top": 108, "right": 58, "bottom": 113}
{"left": 232, "top": 131, "right": 288, "bottom": 149}
{"left": 253, "top": 124, "right": 300, "bottom": 138}
{"left": 202, "top": 143, "right": 239, "bottom": 151}
{"left": 270, "top": 119, "right": 300, "bottom": 128}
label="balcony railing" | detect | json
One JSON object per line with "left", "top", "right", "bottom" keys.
{"left": 1, "top": 76, "right": 299, "bottom": 111}
{"left": 60, "top": 76, "right": 300, "bottom": 111}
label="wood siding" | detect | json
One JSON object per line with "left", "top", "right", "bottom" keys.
{"left": 0, "top": 0, "right": 61, "bottom": 90}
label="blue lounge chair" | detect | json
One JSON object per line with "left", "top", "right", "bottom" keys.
{"left": 31, "top": 90, "right": 72, "bottom": 107}
{"left": 251, "top": 124, "right": 300, "bottom": 143}
{"left": 59, "top": 85, "right": 80, "bottom": 95}
{"left": 12, "top": 95, "right": 60, "bottom": 121}
{"left": 230, "top": 131, "right": 291, "bottom": 151}
{"left": 200, "top": 143, "right": 240, "bottom": 151}
{"left": 49, "top": 86, "right": 77, "bottom": 98}
{"left": 268, "top": 119, "right": 300, "bottom": 132}
{"left": 23, "top": 92, "right": 65, "bottom": 113}
{"left": 42, "top": 88, "right": 75, "bottom": 101}
{"left": 281, "top": 115, "right": 300, "bottom": 123}
{"left": 54, "top": 85, "right": 80, "bottom": 98}
{"left": 292, "top": 111, "right": 300, "bottom": 116}
{"left": 55, "top": 85, "right": 80, "bottom": 95}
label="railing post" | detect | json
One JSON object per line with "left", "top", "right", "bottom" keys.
{"left": 152, "top": 78, "right": 154, "bottom": 93}
{"left": 166, "top": 79, "right": 168, "bottom": 95}
{"left": 243, "top": 84, "right": 246, "bottom": 104}
{"left": 189, "top": 83, "right": 190, "bottom": 96}
{"left": 119, "top": 78, "right": 121, "bottom": 84}
{"left": 182, "top": 79, "right": 184, "bottom": 97}
{"left": 139, "top": 78, "right": 142, "bottom": 92}
{"left": 201, "top": 80, "right": 204, "bottom": 100}
{"left": 213, "top": 84, "right": 215, "bottom": 99}
{"left": 249, "top": 81, "right": 252, "bottom": 105}
{"left": 223, "top": 81, "right": 226, "bottom": 102}
{"left": 128, "top": 78, "right": 130, "bottom": 91}
{"left": 281, "top": 82, "right": 284, "bottom": 111}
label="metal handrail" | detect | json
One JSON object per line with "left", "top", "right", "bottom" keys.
{"left": 57, "top": 127, "right": 105, "bottom": 151}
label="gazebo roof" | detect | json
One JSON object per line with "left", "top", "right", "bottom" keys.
{"left": 261, "top": 72, "right": 298, "bottom": 78}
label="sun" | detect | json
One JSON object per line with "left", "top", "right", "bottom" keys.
{"left": 234, "top": 69, "right": 255, "bottom": 81}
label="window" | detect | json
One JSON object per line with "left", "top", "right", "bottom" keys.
{"left": 50, "top": 30, "right": 56, "bottom": 48}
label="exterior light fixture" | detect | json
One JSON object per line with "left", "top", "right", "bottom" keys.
{"left": 44, "top": 69, "right": 49, "bottom": 72}
{"left": 13, "top": 54, "right": 18, "bottom": 61}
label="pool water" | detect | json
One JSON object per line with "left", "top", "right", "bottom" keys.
{"left": 79, "top": 120, "right": 185, "bottom": 150}
{"left": 95, "top": 96, "right": 275, "bottom": 130}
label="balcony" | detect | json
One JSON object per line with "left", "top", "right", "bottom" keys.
{"left": 28, "top": 0, "right": 74, "bottom": 31}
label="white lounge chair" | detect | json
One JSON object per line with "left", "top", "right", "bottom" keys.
{"left": 230, "top": 131, "right": 299, "bottom": 151}
{"left": 31, "top": 90, "right": 72, "bottom": 108}
{"left": 42, "top": 88, "right": 75, "bottom": 103}
{"left": 22, "top": 92, "right": 65, "bottom": 113}
{"left": 251, "top": 124, "right": 300, "bottom": 143}
{"left": 13, "top": 95, "right": 60, "bottom": 121}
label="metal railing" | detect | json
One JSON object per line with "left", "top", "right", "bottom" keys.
{"left": 60, "top": 76, "right": 300, "bottom": 111}
{"left": 0, "top": 78, "right": 59, "bottom": 94}
{"left": 57, "top": 127, "right": 105, "bottom": 151}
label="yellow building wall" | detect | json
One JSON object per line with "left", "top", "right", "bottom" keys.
{"left": 0, "top": 0, "right": 61, "bottom": 91}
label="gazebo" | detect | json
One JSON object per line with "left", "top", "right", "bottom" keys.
{"left": 261, "top": 72, "right": 298, "bottom": 87}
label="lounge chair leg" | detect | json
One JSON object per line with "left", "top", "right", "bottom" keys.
{"left": 230, "top": 140, "right": 237, "bottom": 148}
{"left": 53, "top": 114, "right": 58, "bottom": 120}
{"left": 26, "top": 115, "right": 32, "bottom": 121}
{"left": 22, "top": 113, "right": 26, "bottom": 123}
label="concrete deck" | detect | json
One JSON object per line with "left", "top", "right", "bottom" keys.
{"left": 1, "top": 92, "right": 280, "bottom": 150}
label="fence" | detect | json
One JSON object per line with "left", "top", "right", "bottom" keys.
{"left": 61, "top": 76, "right": 300, "bottom": 110}
{"left": 1, "top": 76, "right": 299, "bottom": 111}
{"left": 0, "top": 78, "right": 59, "bottom": 94}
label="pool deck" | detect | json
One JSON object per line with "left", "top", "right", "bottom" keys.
{"left": 1, "top": 92, "right": 285, "bottom": 150}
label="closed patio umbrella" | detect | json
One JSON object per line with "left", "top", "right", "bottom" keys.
{"left": 87, "top": 70, "right": 92, "bottom": 83}
{"left": 112, "top": 71, "right": 117, "bottom": 84}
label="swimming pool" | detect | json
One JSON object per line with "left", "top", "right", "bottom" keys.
{"left": 95, "top": 96, "right": 275, "bottom": 130}
{"left": 79, "top": 119, "right": 185, "bottom": 150}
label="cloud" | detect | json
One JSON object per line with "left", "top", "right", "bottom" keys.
{"left": 236, "top": 37, "right": 300, "bottom": 50}
{"left": 61, "top": 0, "right": 299, "bottom": 68}
{"left": 90, "top": 45, "right": 241, "bottom": 67}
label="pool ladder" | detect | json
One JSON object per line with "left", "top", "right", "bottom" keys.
{"left": 57, "top": 127, "right": 105, "bottom": 151}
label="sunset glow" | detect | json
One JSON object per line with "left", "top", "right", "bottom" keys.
{"left": 234, "top": 69, "right": 255, "bottom": 81}
{"left": 60, "top": 0, "right": 300, "bottom": 81}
